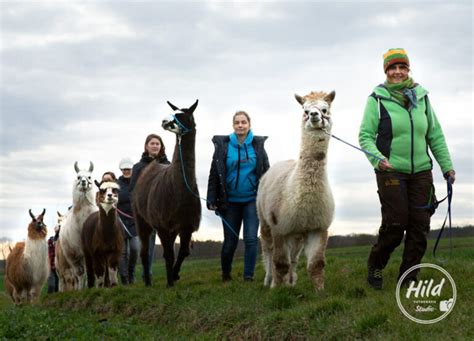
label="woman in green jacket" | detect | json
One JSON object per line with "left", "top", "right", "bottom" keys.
{"left": 359, "top": 48, "right": 455, "bottom": 289}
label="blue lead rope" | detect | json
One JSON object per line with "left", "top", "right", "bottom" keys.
{"left": 177, "top": 138, "right": 240, "bottom": 238}
{"left": 432, "top": 179, "right": 453, "bottom": 260}
{"left": 323, "top": 130, "right": 384, "bottom": 162}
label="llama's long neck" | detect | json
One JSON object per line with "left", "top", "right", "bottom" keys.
{"left": 24, "top": 232, "right": 47, "bottom": 260}
{"left": 98, "top": 205, "right": 118, "bottom": 239}
{"left": 297, "top": 129, "right": 330, "bottom": 182}
{"left": 171, "top": 131, "right": 197, "bottom": 187}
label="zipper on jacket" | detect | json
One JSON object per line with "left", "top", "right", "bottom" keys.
{"left": 408, "top": 109, "right": 415, "bottom": 174}
{"left": 235, "top": 145, "right": 241, "bottom": 190}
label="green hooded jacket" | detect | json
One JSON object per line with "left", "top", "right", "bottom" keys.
{"left": 359, "top": 84, "right": 453, "bottom": 174}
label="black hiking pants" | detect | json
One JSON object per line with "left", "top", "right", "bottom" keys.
{"left": 368, "top": 170, "right": 435, "bottom": 280}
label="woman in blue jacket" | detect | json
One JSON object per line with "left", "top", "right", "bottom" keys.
{"left": 207, "top": 111, "right": 270, "bottom": 282}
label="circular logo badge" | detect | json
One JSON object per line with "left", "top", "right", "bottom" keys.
{"left": 396, "top": 263, "right": 456, "bottom": 324}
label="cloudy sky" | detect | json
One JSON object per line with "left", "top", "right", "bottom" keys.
{"left": 1, "top": 1, "right": 472, "bottom": 244}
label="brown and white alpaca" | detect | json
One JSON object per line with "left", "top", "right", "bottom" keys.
{"left": 56, "top": 161, "right": 97, "bottom": 291}
{"left": 82, "top": 180, "right": 124, "bottom": 288}
{"left": 133, "top": 100, "right": 201, "bottom": 287}
{"left": 4, "top": 209, "right": 49, "bottom": 304}
{"left": 257, "top": 91, "right": 336, "bottom": 291}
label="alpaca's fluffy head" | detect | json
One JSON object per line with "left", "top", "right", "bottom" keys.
{"left": 295, "top": 91, "right": 336, "bottom": 132}
{"left": 28, "top": 209, "right": 48, "bottom": 240}
{"left": 95, "top": 180, "right": 120, "bottom": 215}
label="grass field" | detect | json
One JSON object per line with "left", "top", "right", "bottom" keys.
{"left": 1, "top": 237, "right": 473, "bottom": 339}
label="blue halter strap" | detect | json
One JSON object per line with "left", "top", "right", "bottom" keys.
{"left": 172, "top": 114, "right": 192, "bottom": 136}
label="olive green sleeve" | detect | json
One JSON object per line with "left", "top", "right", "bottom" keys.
{"left": 359, "top": 96, "right": 385, "bottom": 169}
{"left": 425, "top": 99, "right": 454, "bottom": 174}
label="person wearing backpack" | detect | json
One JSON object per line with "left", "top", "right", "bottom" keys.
{"left": 359, "top": 48, "right": 455, "bottom": 289}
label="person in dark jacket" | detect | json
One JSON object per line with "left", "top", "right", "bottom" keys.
{"left": 47, "top": 225, "right": 60, "bottom": 293}
{"left": 207, "top": 111, "right": 270, "bottom": 282}
{"left": 129, "top": 133, "right": 170, "bottom": 279}
{"left": 359, "top": 48, "right": 455, "bottom": 290}
{"left": 117, "top": 157, "right": 140, "bottom": 284}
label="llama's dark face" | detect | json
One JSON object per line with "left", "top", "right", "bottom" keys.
{"left": 162, "top": 100, "right": 199, "bottom": 136}
{"left": 28, "top": 209, "right": 47, "bottom": 238}
{"left": 295, "top": 91, "right": 336, "bottom": 132}
{"left": 97, "top": 181, "right": 120, "bottom": 214}
{"left": 74, "top": 161, "right": 94, "bottom": 192}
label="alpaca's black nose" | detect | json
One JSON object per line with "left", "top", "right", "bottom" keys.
{"left": 309, "top": 112, "right": 321, "bottom": 121}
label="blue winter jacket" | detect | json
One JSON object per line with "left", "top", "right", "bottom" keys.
{"left": 207, "top": 131, "right": 269, "bottom": 209}
{"left": 226, "top": 131, "right": 258, "bottom": 202}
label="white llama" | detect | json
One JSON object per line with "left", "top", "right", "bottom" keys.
{"left": 56, "top": 161, "right": 98, "bottom": 291}
{"left": 257, "top": 90, "right": 336, "bottom": 291}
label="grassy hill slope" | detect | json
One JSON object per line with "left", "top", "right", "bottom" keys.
{"left": 1, "top": 237, "right": 473, "bottom": 339}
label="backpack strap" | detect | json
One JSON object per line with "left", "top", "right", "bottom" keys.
{"left": 369, "top": 92, "right": 382, "bottom": 120}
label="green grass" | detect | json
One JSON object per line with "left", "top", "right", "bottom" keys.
{"left": 1, "top": 237, "right": 473, "bottom": 339}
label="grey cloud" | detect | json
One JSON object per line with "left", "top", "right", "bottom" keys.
{"left": 1, "top": 1, "right": 472, "bottom": 242}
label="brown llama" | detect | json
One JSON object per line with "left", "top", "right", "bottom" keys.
{"left": 4, "top": 209, "right": 49, "bottom": 304}
{"left": 81, "top": 180, "right": 124, "bottom": 288}
{"left": 133, "top": 100, "right": 201, "bottom": 287}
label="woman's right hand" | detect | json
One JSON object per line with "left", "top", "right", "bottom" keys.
{"left": 378, "top": 159, "right": 393, "bottom": 171}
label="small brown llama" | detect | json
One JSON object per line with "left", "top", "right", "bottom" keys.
{"left": 4, "top": 209, "right": 49, "bottom": 304}
{"left": 82, "top": 180, "right": 124, "bottom": 288}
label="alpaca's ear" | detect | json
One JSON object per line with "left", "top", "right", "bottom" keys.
{"left": 167, "top": 101, "right": 179, "bottom": 111}
{"left": 94, "top": 180, "right": 101, "bottom": 188}
{"left": 40, "top": 208, "right": 46, "bottom": 217}
{"left": 295, "top": 94, "right": 304, "bottom": 105}
{"left": 188, "top": 99, "right": 199, "bottom": 114}
{"left": 74, "top": 161, "right": 80, "bottom": 173}
{"left": 324, "top": 91, "right": 336, "bottom": 104}
{"left": 57, "top": 211, "right": 62, "bottom": 218}
{"left": 88, "top": 161, "right": 94, "bottom": 173}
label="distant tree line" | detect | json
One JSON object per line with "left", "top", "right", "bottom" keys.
{"left": 153, "top": 225, "right": 474, "bottom": 260}
{"left": 1, "top": 226, "right": 473, "bottom": 269}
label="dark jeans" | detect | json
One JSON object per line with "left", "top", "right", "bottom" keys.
{"left": 47, "top": 270, "right": 59, "bottom": 293}
{"left": 368, "top": 170, "right": 435, "bottom": 279}
{"left": 119, "top": 236, "right": 140, "bottom": 284}
{"left": 142, "top": 231, "right": 156, "bottom": 278}
{"left": 220, "top": 201, "right": 259, "bottom": 279}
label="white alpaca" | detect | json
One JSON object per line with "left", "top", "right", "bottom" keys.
{"left": 257, "top": 90, "right": 335, "bottom": 291}
{"left": 4, "top": 209, "right": 49, "bottom": 304}
{"left": 56, "top": 161, "right": 98, "bottom": 291}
